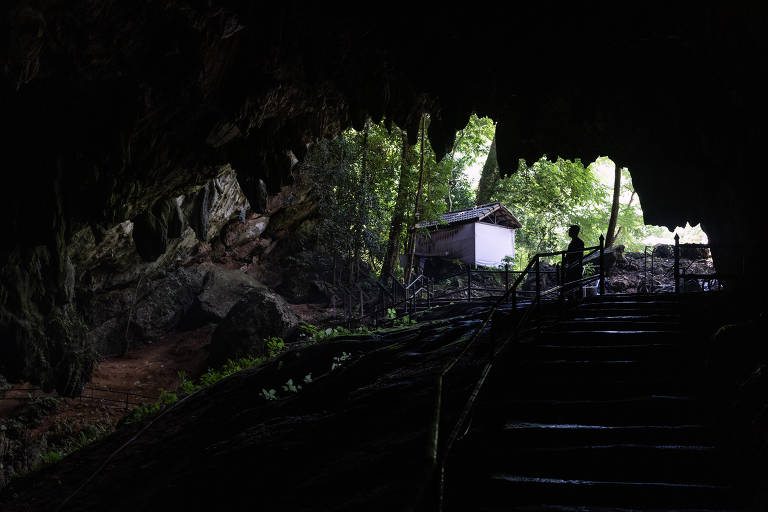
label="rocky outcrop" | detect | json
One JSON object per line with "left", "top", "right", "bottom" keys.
{"left": 132, "top": 198, "right": 178, "bottom": 261}
{"left": 207, "top": 288, "right": 299, "bottom": 367}
{"left": 184, "top": 266, "right": 263, "bottom": 328}
{"left": 84, "top": 267, "right": 205, "bottom": 356}
{"left": 71, "top": 169, "right": 250, "bottom": 359}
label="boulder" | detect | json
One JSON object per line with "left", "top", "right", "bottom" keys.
{"left": 208, "top": 288, "right": 298, "bottom": 367}
{"left": 85, "top": 267, "right": 206, "bottom": 355}
{"left": 521, "top": 262, "right": 559, "bottom": 291}
{"left": 585, "top": 244, "right": 624, "bottom": 274}
{"left": 653, "top": 244, "right": 674, "bottom": 258}
{"left": 184, "top": 266, "right": 263, "bottom": 327}
{"left": 680, "top": 245, "right": 710, "bottom": 260}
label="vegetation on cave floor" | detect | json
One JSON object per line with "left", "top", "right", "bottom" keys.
{"left": 0, "top": 322, "right": 218, "bottom": 487}
{"left": 0, "top": 306, "right": 431, "bottom": 487}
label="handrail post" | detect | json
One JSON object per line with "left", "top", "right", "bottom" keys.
{"left": 674, "top": 233, "right": 680, "bottom": 294}
{"left": 504, "top": 264, "right": 509, "bottom": 302}
{"left": 512, "top": 285, "right": 517, "bottom": 310}
{"left": 535, "top": 256, "right": 541, "bottom": 301}
{"left": 559, "top": 251, "right": 566, "bottom": 303}
{"left": 599, "top": 234, "right": 605, "bottom": 295}
{"left": 467, "top": 267, "right": 472, "bottom": 302}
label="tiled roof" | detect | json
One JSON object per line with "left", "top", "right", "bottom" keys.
{"left": 415, "top": 202, "right": 522, "bottom": 229}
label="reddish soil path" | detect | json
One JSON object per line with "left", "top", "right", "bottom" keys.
{"left": 1, "top": 325, "right": 214, "bottom": 429}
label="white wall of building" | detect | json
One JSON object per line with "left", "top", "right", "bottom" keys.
{"left": 474, "top": 222, "right": 515, "bottom": 267}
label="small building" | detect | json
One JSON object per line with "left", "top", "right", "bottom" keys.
{"left": 411, "top": 202, "right": 522, "bottom": 268}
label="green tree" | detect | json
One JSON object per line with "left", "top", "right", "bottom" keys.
{"left": 302, "top": 114, "right": 495, "bottom": 283}
{"left": 490, "top": 156, "right": 606, "bottom": 267}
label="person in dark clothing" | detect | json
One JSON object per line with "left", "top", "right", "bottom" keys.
{"left": 564, "top": 224, "right": 585, "bottom": 296}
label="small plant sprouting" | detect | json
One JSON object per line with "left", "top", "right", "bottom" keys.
{"left": 282, "top": 379, "right": 302, "bottom": 393}
{"left": 303, "top": 373, "right": 313, "bottom": 384}
{"left": 386, "top": 308, "right": 397, "bottom": 320}
{"left": 331, "top": 352, "right": 351, "bottom": 371}
{"left": 265, "top": 336, "right": 286, "bottom": 358}
{"left": 261, "top": 388, "right": 277, "bottom": 401}
{"left": 298, "top": 323, "right": 372, "bottom": 343}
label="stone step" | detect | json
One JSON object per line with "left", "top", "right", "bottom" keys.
{"left": 445, "top": 475, "right": 737, "bottom": 511}
{"left": 515, "top": 342, "right": 686, "bottom": 362}
{"left": 537, "top": 330, "right": 685, "bottom": 345}
{"left": 507, "top": 358, "right": 696, "bottom": 383}
{"left": 503, "top": 506, "right": 742, "bottom": 512}
{"left": 481, "top": 361, "right": 698, "bottom": 400}
{"left": 473, "top": 395, "right": 708, "bottom": 427}
{"left": 464, "top": 423, "right": 717, "bottom": 451}
{"left": 443, "top": 294, "right": 740, "bottom": 511}
{"left": 544, "top": 320, "right": 680, "bottom": 331}
{"left": 451, "top": 441, "right": 726, "bottom": 484}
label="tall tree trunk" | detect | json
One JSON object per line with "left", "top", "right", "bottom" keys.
{"left": 613, "top": 190, "right": 636, "bottom": 243}
{"left": 475, "top": 134, "right": 499, "bottom": 205}
{"left": 379, "top": 129, "right": 412, "bottom": 281}
{"left": 605, "top": 163, "right": 622, "bottom": 247}
{"left": 445, "top": 130, "right": 466, "bottom": 212}
{"left": 350, "top": 121, "right": 369, "bottom": 284}
{"left": 405, "top": 113, "right": 427, "bottom": 285}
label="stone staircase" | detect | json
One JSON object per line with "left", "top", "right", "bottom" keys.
{"left": 445, "top": 294, "right": 744, "bottom": 511}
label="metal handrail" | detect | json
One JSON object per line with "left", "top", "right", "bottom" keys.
{"left": 422, "top": 235, "right": 606, "bottom": 511}
{"left": 405, "top": 274, "right": 427, "bottom": 290}
{"left": 535, "top": 244, "right": 600, "bottom": 258}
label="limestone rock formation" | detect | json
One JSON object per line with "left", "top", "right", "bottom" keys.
{"left": 208, "top": 288, "right": 299, "bottom": 367}
{"left": 184, "top": 266, "right": 263, "bottom": 328}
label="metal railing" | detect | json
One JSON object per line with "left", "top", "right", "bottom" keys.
{"left": 0, "top": 385, "right": 159, "bottom": 410}
{"left": 422, "top": 235, "right": 605, "bottom": 511}
{"left": 642, "top": 234, "right": 738, "bottom": 294}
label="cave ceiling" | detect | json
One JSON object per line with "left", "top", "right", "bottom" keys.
{"left": 2, "top": 3, "right": 765, "bottom": 242}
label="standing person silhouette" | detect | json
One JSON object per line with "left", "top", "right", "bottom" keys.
{"left": 564, "top": 224, "right": 585, "bottom": 299}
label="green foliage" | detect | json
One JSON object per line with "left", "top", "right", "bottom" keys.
{"left": 40, "top": 450, "right": 64, "bottom": 466}
{"left": 178, "top": 371, "right": 199, "bottom": 396}
{"left": 303, "top": 114, "right": 494, "bottom": 279}
{"left": 265, "top": 337, "right": 286, "bottom": 358}
{"left": 392, "top": 314, "right": 412, "bottom": 327}
{"left": 331, "top": 352, "right": 352, "bottom": 371}
{"left": 282, "top": 378, "right": 302, "bottom": 393}
{"left": 198, "top": 356, "right": 264, "bottom": 388}
{"left": 492, "top": 156, "right": 603, "bottom": 264}
{"left": 298, "top": 323, "right": 371, "bottom": 342}
{"left": 491, "top": 155, "right": 661, "bottom": 265}
{"left": 124, "top": 389, "right": 179, "bottom": 424}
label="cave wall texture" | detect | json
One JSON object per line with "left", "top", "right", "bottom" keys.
{"left": 1, "top": 2, "right": 767, "bottom": 394}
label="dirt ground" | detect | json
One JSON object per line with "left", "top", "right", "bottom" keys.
{"left": 1, "top": 324, "right": 214, "bottom": 430}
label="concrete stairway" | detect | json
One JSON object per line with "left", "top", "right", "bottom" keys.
{"left": 444, "top": 294, "right": 744, "bottom": 511}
